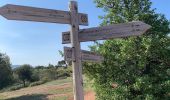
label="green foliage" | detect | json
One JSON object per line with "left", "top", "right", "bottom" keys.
{"left": 8, "top": 84, "right": 26, "bottom": 91}
{"left": 35, "top": 65, "right": 45, "bottom": 69}
{"left": 33, "top": 66, "right": 71, "bottom": 82}
{"left": 40, "top": 68, "right": 58, "bottom": 81}
{"left": 0, "top": 53, "right": 13, "bottom": 89}
{"left": 15, "top": 64, "right": 33, "bottom": 86}
{"left": 0, "top": 61, "right": 72, "bottom": 91}
{"left": 45, "top": 77, "right": 72, "bottom": 86}
{"left": 57, "top": 67, "right": 72, "bottom": 79}
{"left": 84, "top": 0, "right": 170, "bottom": 99}
{"left": 1, "top": 83, "right": 29, "bottom": 92}
{"left": 31, "top": 69, "right": 40, "bottom": 82}
{"left": 57, "top": 60, "right": 67, "bottom": 68}
{"left": 58, "top": 50, "right": 64, "bottom": 57}
{"left": 29, "top": 81, "right": 46, "bottom": 87}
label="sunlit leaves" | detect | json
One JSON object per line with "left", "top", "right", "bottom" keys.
{"left": 84, "top": 0, "right": 170, "bottom": 99}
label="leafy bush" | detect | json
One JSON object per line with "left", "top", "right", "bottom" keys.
{"left": 31, "top": 69, "right": 40, "bottom": 82}
{"left": 29, "top": 81, "right": 46, "bottom": 87}
{"left": 7, "top": 83, "right": 29, "bottom": 91}
{"left": 84, "top": 0, "right": 170, "bottom": 100}
{"left": 36, "top": 67, "right": 72, "bottom": 81}
{"left": 57, "top": 67, "right": 72, "bottom": 78}
{"left": 38, "top": 68, "right": 58, "bottom": 81}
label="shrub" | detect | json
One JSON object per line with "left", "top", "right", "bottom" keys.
{"left": 15, "top": 64, "right": 33, "bottom": 87}
{"left": 7, "top": 83, "right": 29, "bottom": 91}
{"left": 29, "top": 81, "right": 46, "bottom": 87}
{"left": 0, "top": 53, "right": 13, "bottom": 89}
{"left": 84, "top": 0, "right": 170, "bottom": 99}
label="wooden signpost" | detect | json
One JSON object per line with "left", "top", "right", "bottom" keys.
{"left": 0, "top": 1, "right": 151, "bottom": 100}
{"left": 69, "top": 2, "right": 84, "bottom": 100}
{"left": 0, "top": 4, "right": 88, "bottom": 25}
{"left": 62, "top": 21, "right": 151, "bottom": 44}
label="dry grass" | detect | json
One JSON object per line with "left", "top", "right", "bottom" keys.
{"left": 0, "top": 77, "right": 95, "bottom": 100}
{"left": 0, "top": 77, "right": 73, "bottom": 100}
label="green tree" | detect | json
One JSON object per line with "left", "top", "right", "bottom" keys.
{"left": 57, "top": 60, "right": 67, "bottom": 67}
{"left": 84, "top": 0, "right": 170, "bottom": 99}
{"left": 15, "top": 64, "right": 33, "bottom": 87}
{"left": 0, "top": 53, "right": 13, "bottom": 89}
{"left": 35, "top": 65, "right": 45, "bottom": 70}
{"left": 47, "top": 64, "right": 55, "bottom": 69}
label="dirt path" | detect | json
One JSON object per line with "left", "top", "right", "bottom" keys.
{"left": 69, "top": 91, "right": 95, "bottom": 100}
{"left": 84, "top": 91, "right": 95, "bottom": 100}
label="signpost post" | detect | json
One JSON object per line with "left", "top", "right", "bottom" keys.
{"left": 0, "top": 1, "right": 151, "bottom": 100}
{"left": 69, "top": 1, "right": 84, "bottom": 100}
{"left": 0, "top": 1, "right": 88, "bottom": 100}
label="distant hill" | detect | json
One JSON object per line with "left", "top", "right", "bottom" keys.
{"left": 11, "top": 65, "right": 20, "bottom": 69}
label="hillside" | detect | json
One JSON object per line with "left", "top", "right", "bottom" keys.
{"left": 0, "top": 77, "right": 95, "bottom": 100}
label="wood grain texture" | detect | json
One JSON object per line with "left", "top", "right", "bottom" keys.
{"left": 64, "top": 47, "right": 104, "bottom": 62}
{"left": 62, "top": 21, "right": 151, "bottom": 44}
{"left": 69, "top": 1, "right": 84, "bottom": 100}
{"left": 0, "top": 4, "right": 88, "bottom": 25}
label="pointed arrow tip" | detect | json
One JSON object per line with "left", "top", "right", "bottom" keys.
{"left": 141, "top": 23, "right": 152, "bottom": 35}
{"left": 148, "top": 24, "right": 152, "bottom": 29}
{"left": 132, "top": 21, "right": 152, "bottom": 35}
{"left": 137, "top": 21, "right": 152, "bottom": 31}
{"left": 0, "top": 7, "right": 3, "bottom": 15}
{"left": 0, "top": 4, "right": 15, "bottom": 15}
{"left": 145, "top": 23, "right": 152, "bottom": 31}
{"left": 0, "top": 4, "right": 8, "bottom": 15}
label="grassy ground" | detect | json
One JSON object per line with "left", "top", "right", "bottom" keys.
{"left": 0, "top": 77, "right": 73, "bottom": 100}
{"left": 0, "top": 77, "right": 94, "bottom": 100}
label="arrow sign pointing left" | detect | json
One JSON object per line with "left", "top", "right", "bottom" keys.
{"left": 0, "top": 4, "right": 88, "bottom": 25}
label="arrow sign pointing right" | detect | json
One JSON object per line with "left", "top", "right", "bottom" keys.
{"left": 64, "top": 47, "right": 104, "bottom": 63}
{"left": 62, "top": 21, "right": 151, "bottom": 44}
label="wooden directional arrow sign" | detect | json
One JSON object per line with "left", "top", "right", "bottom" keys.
{"left": 62, "top": 21, "right": 151, "bottom": 44}
{"left": 64, "top": 47, "right": 104, "bottom": 63}
{"left": 0, "top": 4, "right": 88, "bottom": 25}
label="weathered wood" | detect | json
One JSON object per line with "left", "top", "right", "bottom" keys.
{"left": 62, "top": 21, "right": 151, "bottom": 44}
{"left": 64, "top": 47, "right": 104, "bottom": 62}
{"left": 62, "top": 31, "right": 71, "bottom": 44}
{"left": 82, "top": 50, "right": 104, "bottom": 62}
{"left": 69, "top": 1, "right": 84, "bottom": 100}
{"left": 0, "top": 4, "right": 88, "bottom": 25}
{"left": 64, "top": 47, "right": 73, "bottom": 62}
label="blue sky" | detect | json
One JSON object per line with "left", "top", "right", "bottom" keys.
{"left": 0, "top": 0, "right": 170, "bottom": 66}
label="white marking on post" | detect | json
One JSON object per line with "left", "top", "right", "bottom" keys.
{"left": 0, "top": 4, "right": 88, "bottom": 25}
{"left": 62, "top": 21, "right": 151, "bottom": 44}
